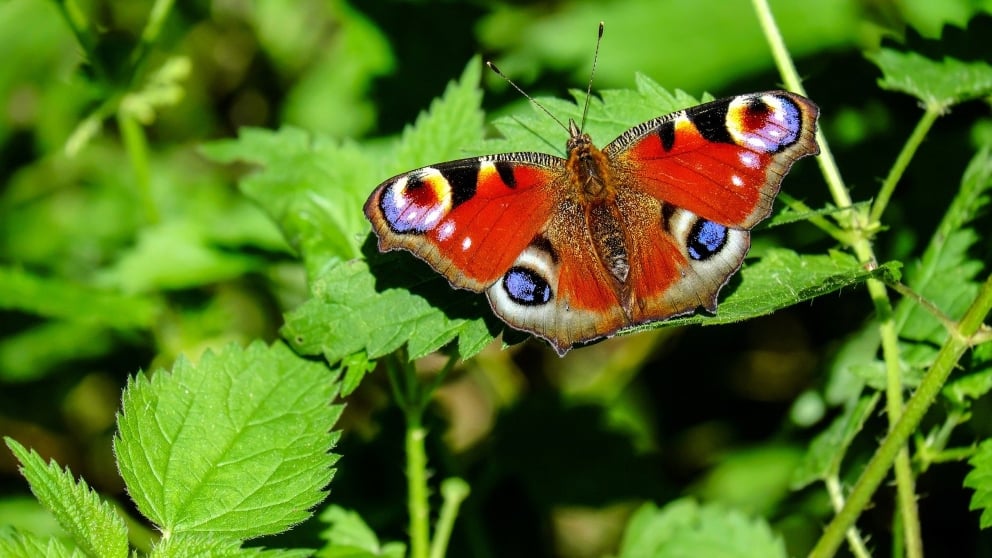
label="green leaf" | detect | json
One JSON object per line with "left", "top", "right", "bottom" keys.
{"left": 638, "top": 249, "right": 898, "bottom": 331}
{"left": 964, "top": 439, "right": 992, "bottom": 528}
{"left": 4, "top": 438, "right": 128, "bottom": 558}
{"left": 97, "top": 221, "right": 264, "bottom": 293}
{"left": 0, "top": 266, "right": 159, "bottom": 328}
{"left": 114, "top": 341, "right": 342, "bottom": 540}
{"left": 203, "top": 57, "right": 485, "bottom": 280}
{"left": 615, "top": 499, "right": 786, "bottom": 558}
{"left": 0, "top": 527, "right": 86, "bottom": 558}
{"left": 791, "top": 394, "right": 880, "bottom": 490}
{"left": 894, "top": 148, "right": 992, "bottom": 368}
{"left": 866, "top": 20, "right": 992, "bottom": 108}
{"left": 943, "top": 368, "right": 992, "bottom": 406}
{"left": 316, "top": 506, "right": 405, "bottom": 558}
{"left": 282, "top": 257, "right": 494, "bottom": 364}
{"left": 149, "top": 532, "right": 312, "bottom": 558}
{"left": 0, "top": 321, "right": 115, "bottom": 382}
{"left": 202, "top": 127, "right": 374, "bottom": 266}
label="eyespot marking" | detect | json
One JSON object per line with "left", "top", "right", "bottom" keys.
{"left": 503, "top": 267, "right": 552, "bottom": 305}
{"left": 687, "top": 220, "right": 728, "bottom": 261}
{"left": 727, "top": 94, "right": 802, "bottom": 153}
{"left": 379, "top": 169, "right": 453, "bottom": 234}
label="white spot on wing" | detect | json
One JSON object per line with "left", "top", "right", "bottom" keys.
{"left": 731, "top": 175, "right": 744, "bottom": 187}
{"left": 423, "top": 207, "right": 443, "bottom": 228}
{"left": 746, "top": 136, "right": 768, "bottom": 150}
{"left": 462, "top": 237, "right": 472, "bottom": 251}
{"left": 438, "top": 220, "right": 455, "bottom": 240}
{"left": 739, "top": 152, "right": 759, "bottom": 169}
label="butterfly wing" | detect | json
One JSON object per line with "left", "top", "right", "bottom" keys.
{"left": 365, "top": 153, "right": 564, "bottom": 291}
{"left": 607, "top": 91, "right": 819, "bottom": 324}
{"left": 607, "top": 91, "right": 819, "bottom": 228}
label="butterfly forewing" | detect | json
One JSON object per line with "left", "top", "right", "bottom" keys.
{"left": 364, "top": 153, "right": 566, "bottom": 291}
{"left": 607, "top": 91, "right": 819, "bottom": 228}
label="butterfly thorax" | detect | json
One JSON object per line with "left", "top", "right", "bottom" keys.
{"left": 564, "top": 120, "right": 631, "bottom": 289}
{"left": 565, "top": 120, "right": 614, "bottom": 201}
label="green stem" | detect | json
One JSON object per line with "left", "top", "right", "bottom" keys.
{"left": 869, "top": 277, "right": 922, "bottom": 558}
{"left": 117, "top": 111, "right": 159, "bottom": 224}
{"left": 752, "top": 1, "right": 927, "bottom": 554}
{"left": 129, "top": 0, "right": 176, "bottom": 84}
{"left": 809, "top": 273, "right": 992, "bottom": 558}
{"left": 825, "top": 475, "right": 871, "bottom": 558}
{"left": 870, "top": 106, "right": 942, "bottom": 223}
{"left": 406, "top": 412, "right": 430, "bottom": 558}
{"left": 430, "top": 478, "right": 471, "bottom": 558}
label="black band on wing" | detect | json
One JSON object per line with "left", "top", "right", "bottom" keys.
{"left": 438, "top": 164, "right": 479, "bottom": 208}
{"left": 494, "top": 160, "right": 517, "bottom": 188}
{"left": 656, "top": 120, "right": 676, "bottom": 152}
{"left": 687, "top": 100, "right": 733, "bottom": 144}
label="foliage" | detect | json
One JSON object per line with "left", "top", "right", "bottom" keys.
{"left": 1, "top": 1, "right": 992, "bottom": 557}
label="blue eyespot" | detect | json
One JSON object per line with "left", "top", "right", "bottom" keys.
{"left": 503, "top": 267, "right": 552, "bottom": 305}
{"left": 688, "top": 220, "right": 727, "bottom": 261}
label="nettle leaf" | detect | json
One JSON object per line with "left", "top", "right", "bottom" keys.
{"left": 866, "top": 17, "right": 992, "bottom": 108}
{"left": 316, "top": 506, "right": 405, "bottom": 558}
{"left": 0, "top": 527, "right": 85, "bottom": 558}
{"left": 4, "top": 438, "right": 128, "bottom": 558}
{"left": 894, "top": 148, "right": 992, "bottom": 369}
{"left": 615, "top": 499, "right": 786, "bottom": 558}
{"left": 114, "top": 341, "right": 342, "bottom": 541}
{"left": 203, "top": 127, "right": 375, "bottom": 266}
{"left": 944, "top": 343, "right": 992, "bottom": 406}
{"left": 641, "top": 249, "right": 897, "bottom": 330}
{"left": 282, "top": 254, "right": 495, "bottom": 364}
{"left": 965, "top": 439, "right": 992, "bottom": 528}
{"left": 149, "top": 532, "right": 312, "bottom": 558}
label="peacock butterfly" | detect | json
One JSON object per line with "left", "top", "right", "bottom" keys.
{"left": 364, "top": 39, "right": 819, "bottom": 355}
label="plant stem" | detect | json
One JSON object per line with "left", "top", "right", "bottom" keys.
{"left": 809, "top": 273, "right": 992, "bottom": 558}
{"left": 117, "top": 111, "right": 159, "bottom": 224}
{"left": 406, "top": 412, "right": 430, "bottom": 558}
{"left": 869, "top": 277, "right": 923, "bottom": 558}
{"left": 825, "top": 475, "right": 871, "bottom": 558}
{"left": 870, "top": 106, "right": 942, "bottom": 223}
{"left": 430, "top": 478, "right": 471, "bottom": 558}
{"left": 751, "top": 1, "right": 928, "bottom": 554}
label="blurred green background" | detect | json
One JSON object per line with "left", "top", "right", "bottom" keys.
{"left": 2, "top": 0, "right": 991, "bottom": 556}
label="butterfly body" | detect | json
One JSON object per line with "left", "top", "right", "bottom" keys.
{"left": 365, "top": 91, "right": 819, "bottom": 355}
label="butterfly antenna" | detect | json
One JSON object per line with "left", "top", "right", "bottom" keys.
{"left": 578, "top": 21, "right": 605, "bottom": 133}
{"left": 486, "top": 60, "right": 570, "bottom": 134}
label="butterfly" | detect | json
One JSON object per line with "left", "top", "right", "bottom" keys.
{"left": 364, "top": 71, "right": 819, "bottom": 355}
